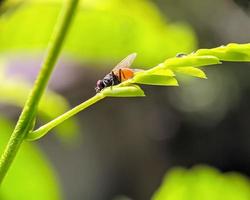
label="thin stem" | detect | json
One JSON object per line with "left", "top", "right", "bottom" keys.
{"left": 0, "top": 0, "right": 79, "bottom": 184}
{"left": 27, "top": 93, "right": 105, "bottom": 141}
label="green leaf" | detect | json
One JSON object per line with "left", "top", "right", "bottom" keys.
{"left": 164, "top": 55, "right": 221, "bottom": 69}
{"left": 152, "top": 166, "right": 250, "bottom": 200}
{"left": 195, "top": 43, "right": 250, "bottom": 62}
{"left": 175, "top": 67, "right": 207, "bottom": 79}
{"left": 133, "top": 74, "right": 179, "bottom": 86}
{"left": 102, "top": 85, "right": 145, "bottom": 97}
{"left": 147, "top": 67, "right": 175, "bottom": 76}
{"left": 0, "top": 117, "right": 61, "bottom": 200}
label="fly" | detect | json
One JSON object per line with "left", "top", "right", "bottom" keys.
{"left": 95, "top": 53, "right": 138, "bottom": 93}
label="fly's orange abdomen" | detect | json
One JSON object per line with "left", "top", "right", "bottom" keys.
{"left": 114, "top": 68, "right": 134, "bottom": 82}
{"left": 121, "top": 68, "right": 134, "bottom": 81}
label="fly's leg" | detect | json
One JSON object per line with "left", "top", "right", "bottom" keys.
{"left": 110, "top": 71, "right": 116, "bottom": 90}
{"left": 110, "top": 81, "right": 113, "bottom": 90}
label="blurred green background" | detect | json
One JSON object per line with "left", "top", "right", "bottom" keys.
{"left": 0, "top": 0, "right": 250, "bottom": 199}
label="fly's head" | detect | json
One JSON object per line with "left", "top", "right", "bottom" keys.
{"left": 95, "top": 80, "right": 105, "bottom": 93}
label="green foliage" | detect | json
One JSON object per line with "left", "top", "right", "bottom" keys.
{"left": 1, "top": 0, "right": 250, "bottom": 197}
{"left": 196, "top": 43, "right": 250, "bottom": 61}
{"left": 152, "top": 166, "right": 250, "bottom": 200}
{"left": 164, "top": 55, "right": 220, "bottom": 68}
{"left": 26, "top": 43, "right": 250, "bottom": 141}
{"left": 174, "top": 67, "right": 207, "bottom": 79}
{"left": 133, "top": 74, "right": 178, "bottom": 86}
{"left": 104, "top": 43, "right": 249, "bottom": 97}
{"left": 102, "top": 85, "right": 145, "bottom": 97}
{"left": 0, "top": 117, "right": 61, "bottom": 200}
{"left": 0, "top": 0, "right": 196, "bottom": 66}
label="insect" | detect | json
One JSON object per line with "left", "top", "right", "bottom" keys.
{"left": 176, "top": 52, "right": 187, "bottom": 58}
{"left": 95, "top": 53, "right": 138, "bottom": 93}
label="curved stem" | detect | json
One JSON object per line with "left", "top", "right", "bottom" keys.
{"left": 27, "top": 93, "right": 105, "bottom": 141}
{"left": 0, "top": 0, "right": 79, "bottom": 184}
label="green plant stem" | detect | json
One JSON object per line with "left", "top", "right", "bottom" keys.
{"left": 27, "top": 93, "right": 105, "bottom": 141}
{"left": 0, "top": 0, "right": 79, "bottom": 184}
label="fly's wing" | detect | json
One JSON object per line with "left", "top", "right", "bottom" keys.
{"left": 112, "top": 53, "right": 137, "bottom": 71}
